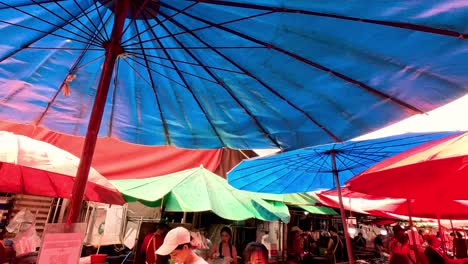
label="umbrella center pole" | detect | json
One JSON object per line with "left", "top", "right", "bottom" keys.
{"left": 66, "top": 0, "right": 130, "bottom": 224}
{"left": 331, "top": 151, "right": 355, "bottom": 264}
{"left": 406, "top": 199, "right": 418, "bottom": 249}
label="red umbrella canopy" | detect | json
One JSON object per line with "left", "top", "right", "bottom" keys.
{"left": 314, "top": 191, "right": 403, "bottom": 218}
{"left": 347, "top": 132, "right": 468, "bottom": 200}
{"left": 320, "top": 188, "right": 468, "bottom": 220}
{"left": 0, "top": 131, "right": 124, "bottom": 205}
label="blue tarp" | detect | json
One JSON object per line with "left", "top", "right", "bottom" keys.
{"left": 0, "top": 1, "right": 467, "bottom": 149}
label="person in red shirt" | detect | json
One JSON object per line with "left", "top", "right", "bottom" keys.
{"left": 141, "top": 224, "right": 170, "bottom": 264}
{"left": 287, "top": 226, "right": 303, "bottom": 264}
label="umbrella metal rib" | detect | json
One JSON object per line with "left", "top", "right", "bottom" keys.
{"left": 91, "top": 0, "right": 111, "bottom": 39}
{"left": 125, "top": 56, "right": 189, "bottom": 87}
{"left": 130, "top": 54, "right": 220, "bottom": 84}
{"left": 158, "top": 9, "right": 341, "bottom": 143}
{"left": 192, "top": 0, "right": 468, "bottom": 39}
{"left": 0, "top": 1, "right": 66, "bottom": 10}
{"left": 72, "top": 0, "right": 111, "bottom": 41}
{"left": 143, "top": 15, "right": 224, "bottom": 146}
{"left": 162, "top": 2, "right": 425, "bottom": 116}
{"left": 1, "top": 1, "right": 103, "bottom": 47}
{"left": 120, "top": 1, "right": 198, "bottom": 43}
{"left": 154, "top": 14, "right": 279, "bottom": 148}
{"left": 130, "top": 53, "right": 246, "bottom": 74}
{"left": 121, "top": 10, "right": 274, "bottom": 47}
{"left": 145, "top": 23, "right": 217, "bottom": 79}
{"left": 35, "top": 0, "right": 107, "bottom": 43}
{"left": 33, "top": 32, "right": 106, "bottom": 127}
{"left": 0, "top": 19, "right": 101, "bottom": 52}
{"left": 129, "top": 26, "right": 171, "bottom": 144}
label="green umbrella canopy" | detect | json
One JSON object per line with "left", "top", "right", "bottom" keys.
{"left": 111, "top": 167, "right": 290, "bottom": 223}
{"left": 259, "top": 193, "right": 336, "bottom": 215}
{"left": 295, "top": 205, "right": 336, "bottom": 215}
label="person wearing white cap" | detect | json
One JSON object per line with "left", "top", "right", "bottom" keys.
{"left": 156, "top": 227, "right": 208, "bottom": 264}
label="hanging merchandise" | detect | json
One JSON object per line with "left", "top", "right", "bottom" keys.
{"left": 7, "top": 209, "right": 41, "bottom": 256}
{"left": 85, "top": 204, "right": 125, "bottom": 246}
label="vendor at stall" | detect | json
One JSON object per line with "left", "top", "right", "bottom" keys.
{"left": 141, "top": 223, "right": 170, "bottom": 264}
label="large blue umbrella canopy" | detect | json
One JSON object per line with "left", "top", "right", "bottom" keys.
{"left": 1, "top": 1, "right": 468, "bottom": 150}
{"left": 227, "top": 132, "right": 460, "bottom": 193}
{"left": 228, "top": 132, "right": 460, "bottom": 264}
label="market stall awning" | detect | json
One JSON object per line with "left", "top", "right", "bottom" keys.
{"left": 111, "top": 167, "right": 290, "bottom": 222}
{"left": 259, "top": 193, "right": 336, "bottom": 215}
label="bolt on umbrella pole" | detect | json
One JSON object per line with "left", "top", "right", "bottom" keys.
{"left": 66, "top": 0, "right": 130, "bottom": 224}
{"left": 331, "top": 151, "right": 355, "bottom": 264}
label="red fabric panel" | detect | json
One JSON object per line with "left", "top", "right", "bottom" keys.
{"left": 322, "top": 188, "right": 386, "bottom": 199}
{"left": 0, "top": 163, "right": 124, "bottom": 204}
{"left": 314, "top": 192, "right": 393, "bottom": 218}
{"left": 0, "top": 121, "right": 223, "bottom": 179}
{"left": 347, "top": 132, "right": 468, "bottom": 200}
{"left": 320, "top": 189, "right": 468, "bottom": 219}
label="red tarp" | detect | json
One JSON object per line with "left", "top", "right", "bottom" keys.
{"left": 0, "top": 121, "right": 251, "bottom": 179}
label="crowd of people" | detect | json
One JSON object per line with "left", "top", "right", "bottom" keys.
{"left": 140, "top": 225, "right": 268, "bottom": 264}
{"left": 286, "top": 226, "right": 349, "bottom": 264}
{"left": 381, "top": 226, "right": 468, "bottom": 264}
{"left": 138, "top": 223, "right": 468, "bottom": 264}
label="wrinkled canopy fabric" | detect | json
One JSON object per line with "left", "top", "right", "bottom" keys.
{"left": 319, "top": 189, "right": 468, "bottom": 220}
{"left": 259, "top": 193, "right": 337, "bottom": 215}
{"left": 312, "top": 192, "right": 400, "bottom": 219}
{"left": 0, "top": 131, "right": 124, "bottom": 204}
{"left": 228, "top": 132, "right": 457, "bottom": 193}
{"left": 347, "top": 132, "right": 468, "bottom": 200}
{"left": 111, "top": 167, "right": 290, "bottom": 222}
{"left": 1, "top": 1, "right": 468, "bottom": 150}
{"left": 315, "top": 192, "right": 468, "bottom": 227}
{"left": 0, "top": 120, "right": 253, "bottom": 179}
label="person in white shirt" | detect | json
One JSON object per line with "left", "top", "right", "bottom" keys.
{"left": 157, "top": 227, "right": 208, "bottom": 264}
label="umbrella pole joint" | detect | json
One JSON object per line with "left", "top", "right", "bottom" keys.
{"left": 103, "top": 41, "right": 125, "bottom": 55}
{"left": 66, "top": 0, "right": 130, "bottom": 224}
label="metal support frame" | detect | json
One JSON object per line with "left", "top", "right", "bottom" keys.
{"left": 66, "top": 0, "right": 130, "bottom": 224}
{"left": 330, "top": 151, "right": 355, "bottom": 264}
